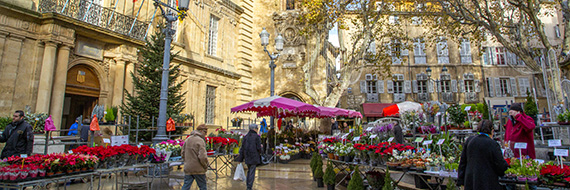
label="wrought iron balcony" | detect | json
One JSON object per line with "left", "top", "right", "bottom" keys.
{"left": 366, "top": 93, "right": 379, "bottom": 103}
{"left": 393, "top": 93, "right": 405, "bottom": 103}
{"left": 39, "top": 0, "right": 149, "bottom": 41}
{"left": 441, "top": 92, "right": 454, "bottom": 103}
{"left": 464, "top": 92, "right": 478, "bottom": 103}
{"left": 417, "top": 93, "right": 429, "bottom": 102}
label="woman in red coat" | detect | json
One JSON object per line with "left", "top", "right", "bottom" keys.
{"left": 504, "top": 103, "right": 536, "bottom": 159}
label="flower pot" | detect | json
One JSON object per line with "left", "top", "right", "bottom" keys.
{"left": 316, "top": 178, "right": 324, "bottom": 187}
{"left": 553, "top": 182, "right": 566, "bottom": 187}
{"left": 47, "top": 172, "right": 54, "bottom": 176}
{"left": 328, "top": 153, "right": 334, "bottom": 159}
{"left": 334, "top": 155, "right": 339, "bottom": 160}
{"left": 55, "top": 171, "right": 63, "bottom": 175}
{"left": 339, "top": 156, "right": 345, "bottom": 162}
{"left": 207, "top": 150, "right": 215, "bottom": 156}
{"left": 518, "top": 177, "right": 527, "bottom": 181}
{"left": 67, "top": 170, "right": 74, "bottom": 174}
{"left": 81, "top": 168, "right": 87, "bottom": 171}
{"left": 233, "top": 147, "right": 240, "bottom": 155}
{"left": 327, "top": 184, "right": 335, "bottom": 190}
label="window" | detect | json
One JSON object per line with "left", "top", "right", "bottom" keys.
{"left": 367, "top": 79, "right": 377, "bottom": 93}
{"left": 417, "top": 80, "right": 428, "bottom": 93}
{"left": 464, "top": 80, "right": 474, "bottom": 92}
{"left": 286, "top": 0, "right": 295, "bottom": 10}
{"left": 414, "top": 38, "right": 426, "bottom": 64}
{"left": 495, "top": 47, "right": 506, "bottom": 65}
{"left": 205, "top": 85, "right": 216, "bottom": 124}
{"left": 411, "top": 16, "right": 422, "bottom": 25}
{"left": 460, "top": 39, "right": 472, "bottom": 63}
{"left": 437, "top": 37, "right": 449, "bottom": 64}
{"left": 394, "top": 81, "right": 404, "bottom": 94}
{"left": 208, "top": 15, "right": 219, "bottom": 56}
{"left": 518, "top": 77, "right": 531, "bottom": 95}
{"left": 441, "top": 80, "right": 451, "bottom": 92}
{"left": 389, "top": 39, "right": 407, "bottom": 64}
{"left": 499, "top": 78, "right": 510, "bottom": 96}
{"left": 486, "top": 77, "right": 494, "bottom": 97}
{"left": 389, "top": 15, "right": 399, "bottom": 24}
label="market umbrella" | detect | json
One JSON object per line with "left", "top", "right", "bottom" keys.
{"left": 382, "top": 101, "right": 423, "bottom": 117}
{"left": 231, "top": 96, "right": 319, "bottom": 117}
{"left": 348, "top": 110, "right": 363, "bottom": 118}
{"left": 315, "top": 106, "right": 337, "bottom": 118}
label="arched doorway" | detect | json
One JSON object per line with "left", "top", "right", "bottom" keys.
{"left": 62, "top": 64, "right": 100, "bottom": 130}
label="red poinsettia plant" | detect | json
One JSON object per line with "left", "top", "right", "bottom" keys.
{"left": 540, "top": 163, "right": 570, "bottom": 185}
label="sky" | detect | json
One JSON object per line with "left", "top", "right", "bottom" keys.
{"left": 328, "top": 24, "right": 341, "bottom": 72}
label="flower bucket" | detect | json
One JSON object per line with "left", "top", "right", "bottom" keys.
{"left": 233, "top": 147, "right": 240, "bottom": 155}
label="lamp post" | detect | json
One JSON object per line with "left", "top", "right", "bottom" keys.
{"left": 259, "top": 28, "right": 284, "bottom": 128}
{"left": 426, "top": 66, "right": 446, "bottom": 103}
{"left": 152, "top": 0, "right": 188, "bottom": 144}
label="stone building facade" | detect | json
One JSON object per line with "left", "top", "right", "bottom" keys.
{"left": 340, "top": 13, "right": 560, "bottom": 121}
{"left": 0, "top": 0, "right": 254, "bottom": 129}
{"left": 251, "top": 0, "right": 331, "bottom": 106}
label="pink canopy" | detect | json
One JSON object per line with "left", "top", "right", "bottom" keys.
{"left": 231, "top": 96, "right": 319, "bottom": 118}
{"left": 348, "top": 110, "right": 363, "bottom": 118}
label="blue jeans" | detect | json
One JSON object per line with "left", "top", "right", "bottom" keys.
{"left": 181, "top": 174, "right": 207, "bottom": 190}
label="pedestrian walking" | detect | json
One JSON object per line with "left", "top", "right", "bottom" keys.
{"left": 458, "top": 120, "right": 508, "bottom": 190}
{"left": 0, "top": 110, "right": 34, "bottom": 159}
{"left": 238, "top": 124, "right": 262, "bottom": 190}
{"left": 181, "top": 124, "right": 209, "bottom": 190}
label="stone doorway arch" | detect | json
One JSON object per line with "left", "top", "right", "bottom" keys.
{"left": 62, "top": 60, "right": 107, "bottom": 131}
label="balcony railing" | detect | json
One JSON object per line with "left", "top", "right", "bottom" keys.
{"left": 464, "top": 92, "right": 478, "bottom": 103}
{"left": 39, "top": 0, "right": 149, "bottom": 41}
{"left": 441, "top": 92, "right": 454, "bottom": 103}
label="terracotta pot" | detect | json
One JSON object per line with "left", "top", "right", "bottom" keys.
{"left": 334, "top": 155, "right": 339, "bottom": 160}
{"left": 327, "top": 153, "right": 334, "bottom": 159}
{"left": 55, "top": 171, "right": 63, "bottom": 175}
{"left": 47, "top": 172, "right": 54, "bottom": 176}
{"left": 81, "top": 168, "right": 87, "bottom": 171}
{"left": 67, "top": 170, "right": 74, "bottom": 174}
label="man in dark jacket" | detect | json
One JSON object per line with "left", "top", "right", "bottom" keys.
{"left": 0, "top": 110, "right": 34, "bottom": 159}
{"left": 238, "top": 124, "right": 262, "bottom": 190}
{"left": 458, "top": 120, "right": 508, "bottom": 190}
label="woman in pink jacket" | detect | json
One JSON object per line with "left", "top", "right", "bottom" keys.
{"left": 504, "top": 103, "right": 536, "bottom": 159}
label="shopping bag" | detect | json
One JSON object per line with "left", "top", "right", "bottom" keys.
{"left": 44, "top": 116, "right": 56, "bottom": 131}
{"left": 166, "top": 118, "right": 176, "bottom": 132}
{"left": 233, "top": 163, "right": 246, "bottom": 181}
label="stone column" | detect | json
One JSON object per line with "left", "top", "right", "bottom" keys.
{"left": 112, "top": 59, "right": 126, "bottom": 107}
{"left": 35, "top": 42, "right": 58, "bottom": 113}
{"left": 49, "top": 45, "right": 71, "bottom": 130}
{"left": 124, "top": 62, "right": 135, "bottom": 95}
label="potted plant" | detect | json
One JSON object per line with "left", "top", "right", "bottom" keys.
{"left": 382, "top": 169, "right": 394, "bottom": 190}
{"left": 323, "top": 162, "right": 336, "bottom": 190}
{"left": 104, "top": 108, "right": 115, "bottom": 125}
{"left": 347, "top": 166, "right": 364, "bottom": 190}
{"left": 314, "top": 161, "right": 324, "bottom": 187}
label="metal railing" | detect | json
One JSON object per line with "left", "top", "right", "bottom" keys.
{"left": 39, "top": 0, "right": 149, "bottom": 41}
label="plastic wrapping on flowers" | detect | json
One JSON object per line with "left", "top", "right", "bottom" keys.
{"left": 0, "top": 153, "right": 99, "bottom": 181}
{"left": 72, "top": 145, "right": 155, "bottom": 169}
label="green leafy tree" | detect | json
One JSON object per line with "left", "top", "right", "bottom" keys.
{"left": 323, "top": 162, "right": 336, "bottom": 185}
{"left": 121, "top": 28, "right": 187, "bottom": 141}
{"left": 347, "top": 166, "right": 364, "bottom": 190}
{"left": 524, "top": 90, "right": 539, "bottom": 117}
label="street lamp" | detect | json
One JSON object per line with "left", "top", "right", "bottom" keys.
{"left": 152, "top": 0, "right": 189, "bottom": 144}
{"left": 426, "top": 66, "right": 442, "bottom": 102}
{"left": 259, "top": 27, "right": 284, "bottom": 128}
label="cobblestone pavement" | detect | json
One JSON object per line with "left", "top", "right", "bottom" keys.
{"left": 65, "top": 159, "right": 320, "bottom": 190}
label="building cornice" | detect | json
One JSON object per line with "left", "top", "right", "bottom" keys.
{"left": 174, "top": 56, "right": 242, "bottom": 79}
